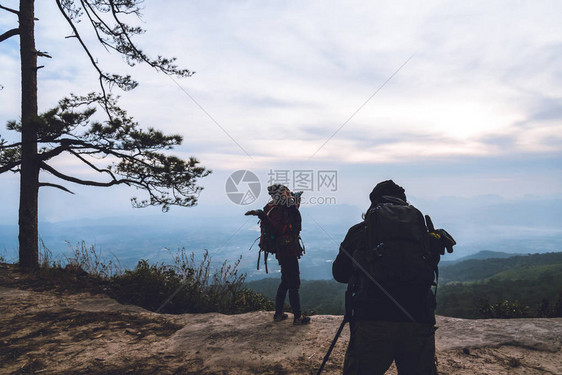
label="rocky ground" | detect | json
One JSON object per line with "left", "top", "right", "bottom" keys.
{"left": 1, "top": 264, "right": 561, "bottom": 374}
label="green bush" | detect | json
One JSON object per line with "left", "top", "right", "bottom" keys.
{"left": 111, "top": 260, "right": 183, "bottom": 311}
{"left": 110, "top": 249, "right": 274, "bottom": 314}
{"left": 65, "top": 241, "right": 122, "bottom": 278}
{"left": 477, "top": 299, "right": 531, "bottom": 318}
{"left": 28, "top": 242, "right": 273, "bottom": 315}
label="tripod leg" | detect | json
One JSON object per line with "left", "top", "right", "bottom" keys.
{"left": 317, "top": 318, "right": 347, "bottom": 375}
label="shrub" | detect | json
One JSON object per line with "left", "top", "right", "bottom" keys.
{"left": 64, "top": 241, "right": 122, "bottom": 278}
{"left": 15, "top": 241, "right": 273, "bottom": 315}
{"left": 110, "top": 249, "right": 274, "bottom": 314}
{"left": 477, "top": 299, "right": 531, "bottom": 319}
{"left": 110, "top": 260, "right": 183, "bottom": 311}
{"left": 39, "top": 239, "right": 61, "bottom": 269}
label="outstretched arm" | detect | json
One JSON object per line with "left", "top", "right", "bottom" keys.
{"left": 244, "top": 209, "right": 263, "bottom": 216}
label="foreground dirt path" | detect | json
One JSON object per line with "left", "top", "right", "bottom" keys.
{"left": 1, "top": 278, "right": 561, "bottom": 374}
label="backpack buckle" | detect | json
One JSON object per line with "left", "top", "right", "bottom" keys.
{"left": 375, "top": 242, "right": 385, "bottom": 257}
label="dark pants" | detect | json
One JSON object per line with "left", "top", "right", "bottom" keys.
{"left": 343, "top": 320, "right": 437, "bottom": 375}
{"left": 275, "top": 256, "right": 301, "bottom": 318}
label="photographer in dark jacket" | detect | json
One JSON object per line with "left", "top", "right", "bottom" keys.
{"left": 332, "top": 180, "right": 451, "bottom": 375}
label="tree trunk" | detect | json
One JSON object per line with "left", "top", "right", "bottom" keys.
{"left": 18, "top": 0, "right": 40, "bottom": 268}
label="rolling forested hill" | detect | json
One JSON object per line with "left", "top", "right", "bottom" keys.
{"left": 438, "top": 252, "right": 562, "bottom": 283}
{"left": 245, "top": 251, "right": 562, "bottom": 318}
{"left": 436, "top": 253, "right": 562, "bottom": 318}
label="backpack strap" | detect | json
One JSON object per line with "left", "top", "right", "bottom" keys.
{"left": 265, "top": 205, "right": 276, "bottom": 216}
{"left": 256, "top": 249, "right": 270, "bottom": 274}
{"left": 248, "top": 236, "right": 259, "bottom": 251}
{"left": 299, "top": 236, "right": 306, "bottom": 255}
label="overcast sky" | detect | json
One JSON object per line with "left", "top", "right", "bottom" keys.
{"left": 1, "top": 0, "right": 561, "bottom": 223}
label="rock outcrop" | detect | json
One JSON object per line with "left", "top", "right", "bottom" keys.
{"left": 1, "top": 285, "right": 561, "bottom": 374}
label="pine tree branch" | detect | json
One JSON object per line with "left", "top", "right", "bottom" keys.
{"left": 68, "top": 149, "right": 117, "bottom": 180}
{"left": 40, "top": 161, "right": 135, "bottom": 187}
{"left": 0, "top": 4, "right": 19, "bottom": 16}
{"left": 108, "top": 1, "right": 192, "bottom": 77}
{"left": 0, "top": 28, "right": 19, "bottom": 42}
{"left": 38, "top": 182, "right": 75, "bottom": 194}
{"left": 0, "top": 141, "right": 22, "bottom": 149}
{"left": 108, "top": 2, "right": 153, "bottom": 67}
{"left": 41, "top": 137, "right": 154, "bottom": 169}
{"left": 38, "top": 143, "right": 71, "bottom": 161}
{"left": 79, "top": 0, "right": 114, "bottom": 52}
{"left": 54, "top": 0, "right": 110, "bottom": 114}
{"left": 0, "top": 160, "right": 21, "bottom": 173}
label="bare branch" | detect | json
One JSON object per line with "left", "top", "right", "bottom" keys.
{"left": 68, "top": 149, "right": 117, "bottom": 180}
{"left": 39, "top": 182, "right": 75, "bottom": 194}
{"left": 40, "top": 161, "right": 136, "bottom": 187}
{"left": 0, "top": 4, "right": 19, "bottom": 16}
{"left": 36, "top": 50, "right": 52, "bottom": 58}
{"left": 0, "top": 28, "right": 19, "bottom": 42}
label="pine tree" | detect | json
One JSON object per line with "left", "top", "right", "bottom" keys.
{"left": 0, "top": 1, "right": 210, "bottom": 268}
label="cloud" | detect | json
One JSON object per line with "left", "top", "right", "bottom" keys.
{"left": 529, "top": 97, "right": 562, "bottom": 122}
{"left": 2, "top": 0, "right": 562, "bottom": 220}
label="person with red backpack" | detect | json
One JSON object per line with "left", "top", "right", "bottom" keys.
{"left": 332, "top": 180, "right": 454, "bottom": 375}
{"left": 246, "top": 184, "right": 311, "bottom": 325}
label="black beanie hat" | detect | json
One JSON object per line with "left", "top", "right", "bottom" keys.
{"left": 369, "top": 180, "right": 406, "bottom": 203}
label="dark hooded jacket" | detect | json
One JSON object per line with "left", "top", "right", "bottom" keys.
{"left": 332, "top": 183, "right": 436, "bottom": 324}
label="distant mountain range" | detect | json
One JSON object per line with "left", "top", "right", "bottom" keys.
{"left": 1, "top": 196, "right": 561, "bottom": 280}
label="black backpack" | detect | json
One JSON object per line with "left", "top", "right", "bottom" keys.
{"left": 251, "top": 205, "right": 275, "bottom": 273}
{"left": 254, "top": 204, "right": 304, "bottom": 273}
{"left": 258, "top": 206, "right": 277, "bottom": 252}
{"left": 351, "top": 197, "right": 438, "bottom": 311}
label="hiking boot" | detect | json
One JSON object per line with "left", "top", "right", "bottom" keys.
{"left": 273, "top": 313, "right": 288, "bottom": 322}
{"left": 293, "top": 314, "right": 311, "bottom": 325}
